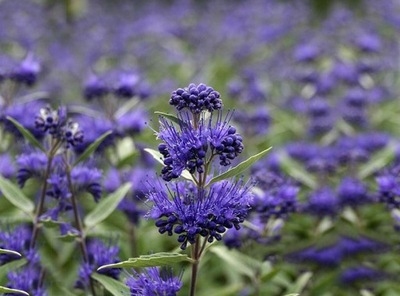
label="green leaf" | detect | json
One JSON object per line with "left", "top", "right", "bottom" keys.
{"left": 260, "top": 268, "right": 280, "bottom": 282}
{"left": 210, "top": 245, "right": 257, "bottom": 278}
{"left": 40, "top": 217, "right": 61, "bottom": 229}
{"left": 206, "top": 147, "right": 272, "bottom": 187}
{"left": 58, "top": 232, "right": 79, "bottom": 242}
{"left": 97, "top": 252, "right": 194, "bottom": 271}
{"left": 143, "top": 148, "right": 195, "bottom": 182}
{"left": 155, "top": 111, "right": 182, "bottom": 126}
{"left": 0, "top": 259, "right": 27, "bottom": 282}
{"left": 0, "top": 248, "right": 21, "bottom": 257}
{"left": 279, "top": 153, "right": 317, "bottom": 189}
{"left": 84, "top": 182, "right": 131, "bottom": 229}
{"left": 144, "top": 148, "right": 164, "bottom": 165}
{"left": 73, "top": 130, "right": 113, "bottom": 166}
{"left": 0, "top": 176, "right": 34, "bottom": 215}
{"left": 115, "top": 98, "right": 139, "bottom": 119}
{"left": 91, "top": 273, "right": 129, "bottom": 296}
{"left": 0, "top": 286, "right": 29, "bottom": 295}
{"left": 6, "top": 116, "right": 45, "bottom": 152}
{"left": 288, "top": 271, "right": 313, "bottom": 294}
{"left": 358, "top": 143, "right": 395, "bottom": 179}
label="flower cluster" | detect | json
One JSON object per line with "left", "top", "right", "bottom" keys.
{"left": 169, "top": 83, "right": 222, "bottom": 114}
{"left": 157, "top": 112, "right": 244, "bottom": 181}
{"left": 148, "top": 179, "right": 252, "bottom": 249}
{"left": 126, "top": 267, "right": 182, "bottom": 296}
{"left": 75, "top": 239, "right": 121, "bottom": 290}
{"left": 35, "top": 106, "right": 84, "bottom": 148}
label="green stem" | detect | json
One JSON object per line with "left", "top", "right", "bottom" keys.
{"left": 65, "top": 159, "right": 97, "bottom": 296}
{"left": 30, "top": 139, "right": 61, "bottom": 249}
{"left": 128, "top": 223, "right": 138, "bottom": 257}
{"left": 189, "top": 237, "right": 200, "bottom": 296}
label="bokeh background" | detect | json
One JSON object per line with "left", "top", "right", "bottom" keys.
{"left": 1, "top": 0, "right": 400, "bottom": 295}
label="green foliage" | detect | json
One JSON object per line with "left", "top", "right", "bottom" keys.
{"left": 206, "top": 146, "right": 272, "bottom": 187}
{"left": 143, "top": 148, "right": 195, "bottom": 181}
{"left": 0, "top": 248, "right": 22, "bottom": 257}
{"left": 0, "top": 259, "right": 27, "bottom": 284}
{"left": 155, "top": 111, "right": 183, "bottom": 126}
{"left": 84, "top": 182, "right": 131, "bottom": 230}
{"left": 6, "top": 116, "right": 45, "bottom": 152}
{"left": 358, "top": 143, "right": 396, "bottom": 179}
{"left": 0, "top": 286, "right": 29, "bottom": 295}
{"left": 97, "top": 252, "right": 194, "bottom": 271}
{"left": 279, "top": 152, "right": 317, "bottom": 188}
{"left": 91, "top": 273, "right": 130, "bottom": 296}
{"left": 0, "top": 176, "right": 35, "bottom": 215}
{"left": 73, "top": 130, "right": 113, "bottom": 166}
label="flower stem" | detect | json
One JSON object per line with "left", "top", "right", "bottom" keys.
{"left": 189, "top": 236, "right": 200, "bottom": 296}
{"left": 65, "top": 161, "right": 97, "bottom": 296}
{"left": 30, "top": 151, "right": 55, "bottom": 249}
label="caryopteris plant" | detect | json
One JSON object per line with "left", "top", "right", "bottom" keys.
{"left": 98, "top": 83, "right": 271, "bottom": 295}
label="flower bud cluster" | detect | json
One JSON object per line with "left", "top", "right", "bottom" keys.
{"left": 169, "top": 83, "right": 222, "bottom": 114}
{"left": 35, "top": 105, "right": 84, "bottom": 148}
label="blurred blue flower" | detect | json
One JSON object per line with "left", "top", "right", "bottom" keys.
{"left": 126, "top": 267, "right": 182, "bottom": 296}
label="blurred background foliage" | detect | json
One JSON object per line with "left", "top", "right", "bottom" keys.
{"left": 1, "top": 0, "right": 400, "bottom": 295}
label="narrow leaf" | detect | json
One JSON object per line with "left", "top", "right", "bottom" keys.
{"left": 91, "top": 273, "right": 129, "bottom": 296}
{"left": 6, "top": 116, "right": 45, "bottom": 152}
{"left": 279, "top": 153, "right": 317, "bottom": 188}
{"left": 0, "top": 248, "right": 22, "bottom": 257}
{"left": 40, "top": 217, "right": 61, "bottom": 229}
{"left": 144, "top": 148, "right": 164, "bottom": 165}
{"left": 210, "top": 245, "right": 255, "bottom": 278}
{"left": 207, "top": 147, "right": 272, "bottom": 187}
{"left": 0, "top": 259, "right": 27, "bottom": 282}
{"left": 114, "top": 98, "right": 139, "bottom": 119}
{"left": 58, "top": 232, "right": 80, "bottom": 242}
{"left": 289, "top": 271, "right": 313, "bottom": 294}
{"left": 358, "top": 143, "right": 395, "bottom": 179}
{"left": 84, "top": 183, "right": 131, "bottom": 229}
{"left": 0, "top": 176, "right": 34, "bottom": 214}
{"left": 143, "top": 148, "right": 195, "bottom": 182}
{"left": 0, "top": 286, "right": 29, "bottom": 295}
{"left": 155, "top": 111, "right": 182, "bottom": 125}
{"left": 73, "top": 131, "right": 113, "bottom": 166}
{"left": 98, "top": 252, "right": 194, "bottom": 271}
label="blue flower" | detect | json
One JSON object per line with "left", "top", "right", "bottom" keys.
{"left": 115, "top": 108, "right": 148, "bottom": 137}
{"left": 305, "top": 187, "right": 339, "bottom": 217}
{"left": 157, "top": 112, "right": 244, "bottom": 181}
{"left": 83, "top": 72, "right": 109, "bottom": 101}
{"left": 0, "top": 225, "right": 32, "bottom": 264}
{"left": 0, "top": 153, "right": 15, "bottom": 179}
{"left": 337, "top": 177, "right": 371, "bottom": 207}
{"left": 6, "top": 265, "right": 47, "bottom": 296}
{"left": 126, "top": 267, "right": 182, "bottom": 296}
{"left": 75, "top": 239, "right": 121, "bottom": 289}
{"left": 16, "top": 151, "right": 47, "bottom": 187}
{"left": 2, "top": 100, "right": 46, "bottom": 140}
{"left": 71, "top": 165, "right": 102, "bottom": 202}
{"left": 169, "top": 83, "right": 222, "bottom": 114}
{"left": 73, "top": 115, "right": 114, "bottom": 154}
{"left": 8, "top": 53, "right": 41, "bottom": 87}
{"left": 377, "top": 165, "right": 400, "bottom": 209}
{"left": 147, "top": 179, "right": 253, "bottom": 249}
{"left": 35, "top": 106, "right": 84, "bottom": 148}
{"left": 113, "top": 72, "right": 139, "bottom": 99}
{"left": 251, "top": 171, "right": 298, "bottom": 222}
{"left": 340, "top": 267, "right": 385, "bottom": 285}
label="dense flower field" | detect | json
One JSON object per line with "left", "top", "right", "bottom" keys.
{"left": 1, "top": 0, "right": 400, "bottom": 295}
